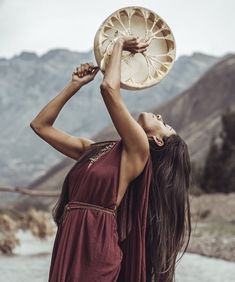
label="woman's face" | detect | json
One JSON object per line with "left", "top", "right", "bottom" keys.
{"left": 137, "top": 112, "right": 176, "bottom": 145}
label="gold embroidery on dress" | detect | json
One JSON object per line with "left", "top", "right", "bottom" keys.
{"left": 87, "top": 142, "right": 116, "bottom": 169}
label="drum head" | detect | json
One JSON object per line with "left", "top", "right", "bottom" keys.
{"left": 93, "top": 6, "right": 176, "bottom": 91}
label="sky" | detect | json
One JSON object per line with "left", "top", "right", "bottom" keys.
{"left": 0, "top": 0, "right": 234, "bottom": 59}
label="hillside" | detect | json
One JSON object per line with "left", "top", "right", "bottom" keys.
{"left": 149, "top": 54, "right": 235, "bottom": 170}
{"left": 0, "top": 49, "right": 221, "bottom": 188}
{"left": 6, "top": 54, "right": 235, "bottom": 211}
{"left": 95, "top": 55, "right": 235, "bottom": 170}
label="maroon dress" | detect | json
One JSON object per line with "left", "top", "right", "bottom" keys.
{"left": 48, "top": 139, "right": 153, "bottom": 282}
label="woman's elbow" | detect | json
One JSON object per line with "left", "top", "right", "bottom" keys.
{"left": 30, "top": 120, "right": 48, "bottom": 133}
{"left": 100, "top": 81, "right": 120, "bottom": 94}
{"left": 30, "top": 121, "right": 42, "bottom": 133}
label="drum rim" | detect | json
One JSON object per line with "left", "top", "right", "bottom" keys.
{"left": 93, "top": 6, "right": 176, "bottom": 90}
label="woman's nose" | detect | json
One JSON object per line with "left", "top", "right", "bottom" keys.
{"left": 156, "top": 114, "right": 162, "bottom": 120}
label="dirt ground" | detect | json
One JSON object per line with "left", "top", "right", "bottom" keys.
{"left": 188, "top": 193, "right": 235, "bottom": 261}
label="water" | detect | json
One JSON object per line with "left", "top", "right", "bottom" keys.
{"left": 175, "top": 254, "right": 235, "bottom": 282}
{"left": 0, "top": 229, "right": 234, "bottom": 282}
{"left": 0, "top": 229, "right": 54, "bottom": 282}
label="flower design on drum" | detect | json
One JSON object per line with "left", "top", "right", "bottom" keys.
{"left": 94, "top": 6, "right": 176, "bottom": 90}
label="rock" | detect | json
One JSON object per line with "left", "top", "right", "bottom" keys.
{"left": 0, "top": 214, "right": 20, "bottom": 254}
{"left": 20, "top": 208, "right": 55, "bottom": 239}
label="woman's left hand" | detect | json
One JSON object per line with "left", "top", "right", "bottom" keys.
{"left": 72, "top": 62, "right": 100, "bottom": 87}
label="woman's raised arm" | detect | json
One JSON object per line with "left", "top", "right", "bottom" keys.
{"left": 100, "top": 36, "right": 151, "bottom": 181}
{"left": 30, "top": 63, "right": 99, "bottom": 161}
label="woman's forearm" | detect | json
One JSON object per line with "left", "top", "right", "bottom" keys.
{"left": 102, "top": 38, "right": 124, "bottom": 90}
{"left": 30, "top": 81, "right": 82, "bottom": 129}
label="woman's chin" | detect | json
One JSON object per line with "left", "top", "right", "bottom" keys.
{"left": 138, "top": 112, "right": 146, "bottom": 119}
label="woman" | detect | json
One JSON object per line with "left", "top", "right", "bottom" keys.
{"left": 30, "top": 36, "right": 191, "bottom": 282}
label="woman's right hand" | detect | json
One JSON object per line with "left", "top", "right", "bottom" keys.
{"left": 118, "top": 35, "right": 150, "bottom": 53}
{"left": 71, "top": 62, "right": 100, "bottom": 87}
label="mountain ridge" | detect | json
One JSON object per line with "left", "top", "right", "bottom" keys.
{"left": 5, "top": 53, "right": 234, "bottom": 211}
{"left": 0, "top": 49, "right": 225, "bottom": 189}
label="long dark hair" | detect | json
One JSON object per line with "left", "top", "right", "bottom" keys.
{"left": 146, "top": 134, "right": 192, "bottom": 282}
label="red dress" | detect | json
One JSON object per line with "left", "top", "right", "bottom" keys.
{"left": 48, "top": 139, "right": 153, "bottom": 282}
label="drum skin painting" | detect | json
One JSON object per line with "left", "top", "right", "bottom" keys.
{"left": 94, "top": 6, "right": 176, "bottom": 90}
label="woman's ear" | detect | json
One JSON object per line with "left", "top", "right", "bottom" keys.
{"left": 152, "top": 135, "right": 164, "bottom": 146}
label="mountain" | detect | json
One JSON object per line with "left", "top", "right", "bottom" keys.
{"left": 0, "top": 48, "right": 223, "bottom": 188}
{"left": 94, "top": 55, "right": 235, "bottom": 182}
{"left": 6, "top": 54, "right": 235, "bottom": 211}
{"left": 149, "top": 54, "right": 235, "bottom": 169}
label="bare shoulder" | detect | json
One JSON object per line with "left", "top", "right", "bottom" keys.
{"left": 73, "top": 137, "right": 97, "bottom": 161}
{"left": 79, "top": 137, "right": 96, "bottom": 151}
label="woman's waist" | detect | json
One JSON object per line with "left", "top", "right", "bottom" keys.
{"left": 59, "top": 200, "right": 117, "bottom": 226}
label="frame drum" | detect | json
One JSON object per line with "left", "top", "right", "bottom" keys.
{"left": 94, "top": 6, "right": 176, "bottom": 90}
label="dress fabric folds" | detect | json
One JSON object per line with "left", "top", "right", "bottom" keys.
{"left": 48, "top": 139, "right": 153, "bottom": 282}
